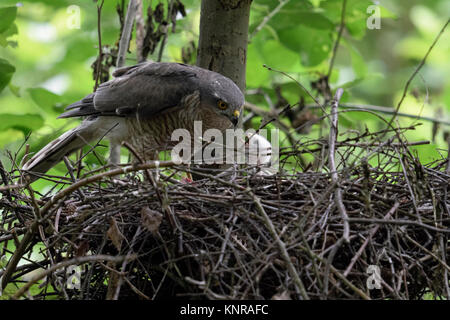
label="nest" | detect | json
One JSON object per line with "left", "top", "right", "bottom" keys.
{"left": 0, "top": 124, "right": 449, "bottom": 300}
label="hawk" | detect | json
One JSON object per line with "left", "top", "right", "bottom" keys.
{"left": 22, "top": 62, "right": 244, "bottom": 181}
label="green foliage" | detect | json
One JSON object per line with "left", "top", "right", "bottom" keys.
{"left": 28, "top": 87, "right": 66, "bottom": 114}
{"left": 0, "top": 6, "right": 17, "bottom": 33}
{"left": 278, "top": 25, "right": 333, "bottom": 67}
{"left": 0, "top": 58, "right": 15, "bottom": 93}
{"left": 0, "top": 113, "right": 44, "bottom": 134}
{"left": 0, "top": 0, "right": 448, "bottom": 187}
{"left": 0, "top": 1, "right": 449, "bottom": 300}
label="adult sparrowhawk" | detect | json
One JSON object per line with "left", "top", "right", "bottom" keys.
{"left": 22, "top": 62, "right": 244, "bottom": 181}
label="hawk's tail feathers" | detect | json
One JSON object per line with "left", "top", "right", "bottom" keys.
{"left": 22, "top": 121, "right": 99, "bottom": 182}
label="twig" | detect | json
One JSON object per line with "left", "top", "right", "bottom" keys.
{"left": 327, "top": 0, "right": 347, "bottom": 79}
{"left": 306, "top": 103, "right": 450, "bottom": 126}
{"left": 1, "top": 220, "right": 39, "bottom": 290}
{"left": 344, "top": 202, "right": 399, "bottom": 276}
{"left": 11, "top": 254, "right": 136, "bottom": 299}
{"left": 38, "top": 161, "right": 177, "bottom": 216}
{"left": 135, "top": 0, "right": 145, "bottom": 63}
{"left": 63, "top": 156, "right": 85, "bottom": 201}
{"left": 263, "top": 65, "right": 326, "bottom": 113}
{"left": 249, "top": 0, "right": 291, "bottom": 40}
{"left": 111, "top": 227, "right": 142, "bottom": 300}
{"left": 386, "top": 18, "right": 449, "bottom": 131}
{"left": 123, "top": 277, "right": 151, "bottom": 300}
{"left": 157, "top": 0, "right": 174, "bottom": 62}
{"left": 117, "top": 0, "right": 138, "bottom": 68}
{"left": 94, "top": 0, "right": 105, "bottom": 91}
{"left": 328, "top": 88, "right": 350, "bottom": 243}
{"left": 122, "top": 142, "right": 177, "bottom": 229}
{"left": 0, "top": 184, "right": 24, "bottom": 192}
{"left": 248, "top": 190, "right": 310, "bottom": 300}
{"left": 402, "top": 232, "right": 450, "bottom": 273}
{"left": 0, "top": 160, "right": 12, "bottom": 200}
{"left": 346, "top": 218, "right": 450, "bottom": 234}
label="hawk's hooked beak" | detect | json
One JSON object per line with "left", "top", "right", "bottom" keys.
{"left": 231, "top": 110, "right": 240, "bottom": 127}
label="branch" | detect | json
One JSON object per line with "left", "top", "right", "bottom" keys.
{"left": 11, "top": 254, "right": 136, "bottom": 299}
{"left": 0, "top": 220, "right": 39, "bottom": 291}
{"left": 94, "top": 0, "right": 105, "bottom": 91}
{"left": 117, "top": 0, "right": 139, "bottom": 68}
{"left": 38, "top": 160, "right": 177, "bottom": 216}
{"left": 328, "top": 88, "right": 350, "bottom": 243}
{"left": 263, "top": 64, "right": 326, "bottom": 113}
{"left": 327, "top": 0, "right": 347, "bottom": 79}
{"left": 0, "top": 183, "right": 24, "bottom": 192}
{"left": 346, "top": 218, "right": 450, "bottom": 234}
{"left": 157, "top": 0, "right": 174, "bottom": 62}
{"left": 249, "top": 0, "right": 291, "bottom": 40}
{"left": 343, "top": 202, "right": 399, "bottom": 276}
{"left": 248, "top": 190, "right": 310, "bottom": 300}
{"left": 307, "top": 103, "right": 450, "bottom": 126}
{"left": 386, "top": 18, "right": 450, "bottom": 130}
{"left": 135, "top": 0, "right": 145, "bottom": 63}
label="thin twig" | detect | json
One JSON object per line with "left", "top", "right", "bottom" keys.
{"left": 11, "top": 254, "right": 136, "bottom": 299}
{"left": 329, "top": 88, "right": 350, "bottom": 243}
{"left": 344, "top": 202, "right": 399, "bottom": 276}
{"left": 94, "top": 0, "right": 105, "bottom": 91}
{"left": 38, "top": 161, "right": 177, "bottom": 216}
{"left": 157, "top": 0, "right": 174, "bottom": 62}
{"left": 386, "top": 18, "right": 449, "bottom": 131}
{"left": 306, "top": 103, "right": 450, "bottom": 126}
{"left": 249, "top": 0, "right": 291, "bottom": 40}
{"left": 135, "top": 0, "right": 145, "bottom": 63}
{"left": 327, "top": 0, "right": 347, "bottom": 79}
{"left": 248, "top": 190, "right": 310, "bottom": 300}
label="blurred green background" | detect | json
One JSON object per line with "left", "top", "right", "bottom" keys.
{"left": 0, "top": 0, "right": 449, "bottom": 191}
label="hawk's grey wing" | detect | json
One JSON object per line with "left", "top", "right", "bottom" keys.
{"left": 59, "top": 62, "right": 205, "bottom": 119}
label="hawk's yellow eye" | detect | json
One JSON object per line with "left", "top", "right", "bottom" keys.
{"left": 217, "top": 100, "right": 228, "bottom": 110}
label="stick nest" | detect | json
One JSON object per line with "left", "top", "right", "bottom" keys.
{"left": 1, "top": 126, "right": 449, "bottom": 300}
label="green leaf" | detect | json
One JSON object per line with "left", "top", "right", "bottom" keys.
{"left": 8, "top": 83, "right": 20, "bottom": 97}
{"left": 346, "top": 18, "right": 367, "bottom": 39}
{"left": 1, "top": 0, "right": 72, "bottom": 8}
{"left": 0, "top": 114, "right": 45, "bottom": 134}
{"left": 270, "top": 11, "right": 335, "bottom": 31}
{"left": 343, "top": 40, "right": 368, "bottom": 79}
{"left": 379, "top": 5, "right": 397, "bottom": 19}
{"left": 2, "top": 22, "right": 17, "bottom": 37}
{"left": 0, "top": 22, "right": 18, "bottom": 47}
{"left": 278, "top": 25, "right": 333, "bottom": 67}
{"left": 261, "top": 40, "right": 301, "bottom": 71}
{"left": 0, "top": 6, "right": 17, "bottom": 33}
{"left": 0, "top": 58, "right": 15, "bottom": 94}
{"left": 339, "top": 77, "right": 365, "bottom": 89}
{"left": 28, "top": 88, "right": 65, "bottom": 114}
{"left": 308, "top": 0, "right": 325, "bottom": 8}
{"left": 246, "top": 42, "right": 270, "bottom": 88}
{"left": 320, "top": 0, "right": 372, "bottom": 39}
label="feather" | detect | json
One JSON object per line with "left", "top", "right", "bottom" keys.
{"left": 22, "top": 120, "right": 103, "bottom": 182}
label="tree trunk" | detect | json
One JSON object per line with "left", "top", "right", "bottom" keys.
{"left": 193, "top": 0, "right": 251, "bottom": 178}
{"left": 197, "top": 0, "right": 252, "bottom": 93}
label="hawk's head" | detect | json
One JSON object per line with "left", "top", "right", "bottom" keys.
{"left": 199, "top": 72, "right": 245, "bottom": 127}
